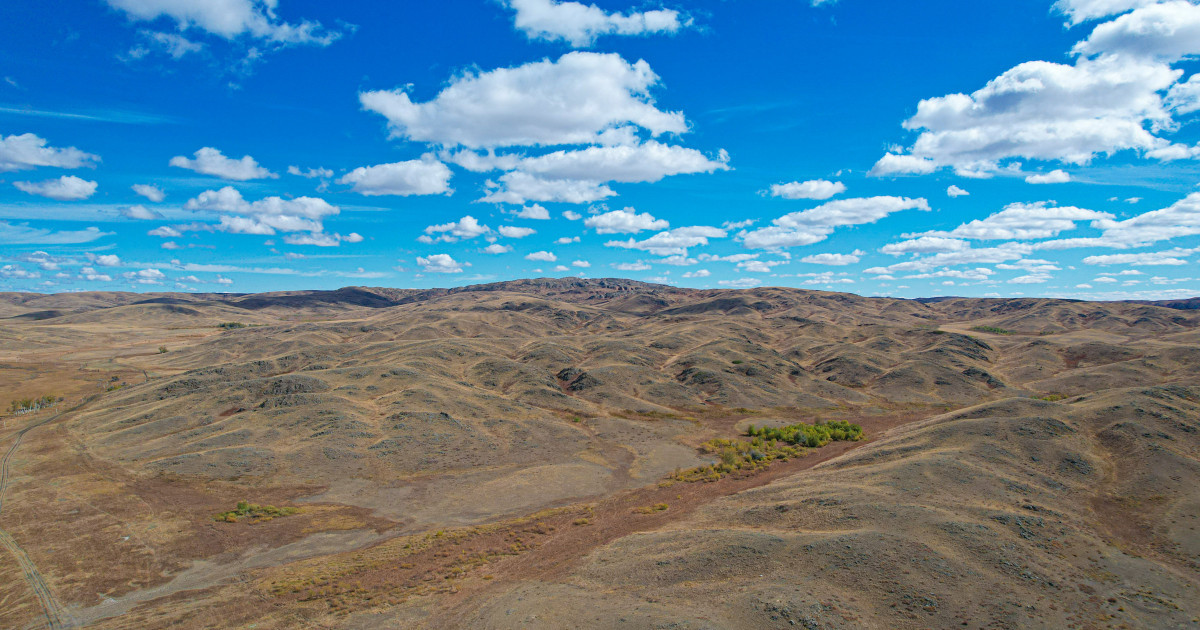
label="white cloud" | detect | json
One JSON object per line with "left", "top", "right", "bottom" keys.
{"left": 1053, "top": 0, "right": 1162, "bottom": 24}
{"left": 513, "top": 204, "right": 551, "bottom": 220}
{"left": 339, "top": 159, "right": 452, "bottom": 196}
{"left": 1073, "top": 1, "right": 1200, "bottom": 62}
{"left": 79, "top": 266, "right": 112, "bottom": 282}
{"left": 104, "top": 0, "right": 340, "bottom": 46}
{"left": 288, "top": 165, "right": 333, "bottom": 179}
{"left": 1038, "top": 192, "right": 1200, "bottom": 248}
{"left": 800, "top": 252, "right": 861, "bottom": 265}
{"left": 417, "top": 253, "right": 468, "bottom": 273}
{"left": 14, "top": 175, "right": 98, "bottom": 200}
{"left": 1167, "top": 73, "right": 1200, "bottom": 114}
{"left": 946, "top": 185, "right": 970, "bottom": 197}
{"left": 131, "top": 183, "right": 165, "bottom": 202}
{"left": 0, "top": 223, "right": 110, "bottom": 245}
{"left": 123, "top": 268, "right": 167, "bottom": 285}
{"left": 874, "top": 4, "right": 1200, "bottom": 179}
{"left": 482, "top": 171, "right": 615, "bottom": 204}
{"left": 572, "top": 259, "right": 591, "bottom": 268}
{"left": 881, "top": 236, "right": 972, "bottom": 255}
{"left": 563, "top": 210, "right": 583, "bottom": 220}
{"left": 769, "top": 179, "right": 846, "bottom": 200}
{"left": 612, "top": 261, "right": 651, "bottom": 271}
{"left": 739, "top": 259, "right": 786, "bottom": 273}
{"left": 170, "top": 147, "right": 276, "bottom": 181}
{"left": 504, "top": 0, "right": 686, "bottom": 47}
{"left": 553, "top": 265, "right": 570, "bottom": 272}
{"left": 483, "top": 243, "right": 513, "bottom": 254}
{"left": 869, "top": 153, "right": 936, "bottom": 177}
{"left": 423, "top": 216, "right": 490, "bottom": 242}
{"left": 281, "top": 232, "right": 361, "bottom": 247}
{"left": 120, "top": 204, "right": 163, "bottom": 220}
{"left": 718, "top": 278, "right": 762, "bottom": 288}
{"left": 526, "top": 250, "right": 558, "bottom": 262}
{"left": 1083, "top": 247, "right": 1196, "bottom": 265}
{"left": 0, "top": 133, "right": 98, "bottom": 172}
{"left": 91, "top": 254, "right": 121, "bottom": 267}
{"left": 584, "top": 208, "right": 668, "bottom": 234}
{"left": 149, "top": 226, "right": 182, "bottom": 237}
{"left": 498, "top": 225, "right": 536, "bottom": 238}
{"left": 483, "top": 140, "right": 727, "bottom": 183}
{"left": 360, "top": 52, "right": 686, "bottom": 149}
{"left": 606, "top": 225, "right": 727, "bottom": 256}
{"left": 556, "top": 236, "right": 581, "bottom": 244}
{"left": 743, "top": 196, "right": 930, "bottom": 249}
{"left": 682, "top": 269, "right": 710, "bottom": 278}
{"left": 913, "top": 201, "right": 1111, "bottom": 241}
{"left": 1026, "top": 169, "right": 1071, "bottom": 184}
{"left": 216, "top": 275, "right": 234, "bottom": 285}
{"left": 184, "top": 186, "right": 338, "bottom": 236}
{"left": 866, "top": 242, "right": 1034, "bottom": 275}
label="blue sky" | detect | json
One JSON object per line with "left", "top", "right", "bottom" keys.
{"left": 2, "top": 0, "right": 1200, "bottom": 299}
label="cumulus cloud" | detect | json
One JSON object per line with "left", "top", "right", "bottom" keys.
{"left": 0, "top": 133, "right": 98, "bottom": 172}
{"left": 131, "top": 183, "right": 165, "bottom": 202}
{"left": 612, "top": 261, "right": 651, "bottom": 271}
{"left": 104, "top": 0, "right": 340, "bottom": 46}
{"left": 288, "top": 165, "right": 333, "bottom": 179}
{"left": 866, "top": 242, "right": 1034, "bottom": 275}
{"left": 1083, "top": 247, "right": 1196, "bottom": 265}
{"left": 360, "top": 52, "right": 686, "bottom": 149}
{"left": 873, "top": 2, "right": 1200, "bottom": 178}
{"left": 120, "top": 204, "right": 163, "bottom": 220}
{"left": 881, "top": 236, "right": 972, "bottom": 255}
{"left": 474, "top": 141, "right": 726, "bottom": 183}
{"left": 800, "top": 252, "right": 862, "bottom": 265}
{"left": 512, "top": 204, "right": 551, "bottom": 220}
{"left": 1072, "top": 1, "right": 1200, "bottom": 61}
{"left": 572, "top": 259, "right": 591, "bottom": 268}
{"left": 417, "top": 253, "right": 468, "bottom": 273}
{"left": 769, "top": 179, "right": 846, "bottom": 200}
{"left": 79, "top": 266, "right": 113, "bottom": 282}
{"left": 282, "top": 232, "right": 363, "bottom": 247}
{"left": 504, "top": 0, "right": 687, "bottom": 47}
{"left": 422, "top": 216, "right": 490, "bottom": 243}
{"left": 90, "top": 254, "right": 122, "bottom": 267}
{"left": 1026, "top": 169, "right": 1071, "bottom": 184}
{"left": 682, "top": 269, "right": 710, "bottom": 278}
{"left": 482, "top": 171, "right": 615, "bottom": 204}
{"left": 1053, "top": 0, "right": 1163, "bottom": 24}
{"left": 742, "top": 196, "right": 930, "bottom": 249}
{"left": 526, "top": 250, "right": 558, "bottom": 262}
{"left": 606, "top": 225, "right": 727, "bottom": 256}
{"left": 483, "top": 243, "right": 513, "bottom": 254}
{"left": 1038, "top": 192, "right": 1200, "bottom": 248}
{"left": 584, "top": 208, "right": 668, "bottom": 234}
{"left": 498, "top": 225, "right": 536, "bottom": 238}
{"left": 170, "top": 147, "right": 276, "bottom": 181}
{"left": 123, "top": 268, "right": 167, "bottom": 285}
{"left": 184, "top": 186, "right": 339, "bottom": 237}
{"left": 14, "top": 175, "right": 98, "bottom": 200}
{"left": 339, "top": 159, "right": 452, "bottom": 196}
{"left": 911, "top": 201, "right": 1112, "bottom": 241}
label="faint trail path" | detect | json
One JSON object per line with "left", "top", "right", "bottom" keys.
{"left": 0, "top": 399, "right": 94, "bottom": 629}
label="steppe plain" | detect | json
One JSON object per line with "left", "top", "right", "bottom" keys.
{"left": 0, "top": 278, "right": 1197, "bottom": 628}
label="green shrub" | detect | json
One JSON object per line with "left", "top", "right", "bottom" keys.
{"left": 673, "top": 420, "right": 864, "bottom": 483}
{"left": 970, "top": 325, "right": 1014, "bottom": 335}
{"left": 215, "top": 501, "right": 300, "bottom": 523}
{"left": 218, "top": 322, "right": 247, "bottom": 329}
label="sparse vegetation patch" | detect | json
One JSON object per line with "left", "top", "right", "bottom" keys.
{"left": 215, "top": 500, "right": 300, "bottom": 523}
{"left": 7, "top": 394, "right": 62, "bottom": 415}
{"left": 970, "top": 325, "right": 1015, "bottom": 335}
{"left": 673, "top": 420, "right": 864, "bottom": 482}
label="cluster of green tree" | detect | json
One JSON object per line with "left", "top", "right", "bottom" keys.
{"left": 746, "top": 420, "right": 864, "bottom": 447}
{"left": 217, "top": 322, "right": 247, "bottom": 329}
{"left": 8, "top": 395, "right": 62, "bottom": 415}
{"left": 970, "top": 325, "right": 1015, "bottom": 335}
{"left": 673, "top": 420, "right": 864, "bottom": 483}
{"left": 214, "top": 500, "right": 299, "bottom": 523}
